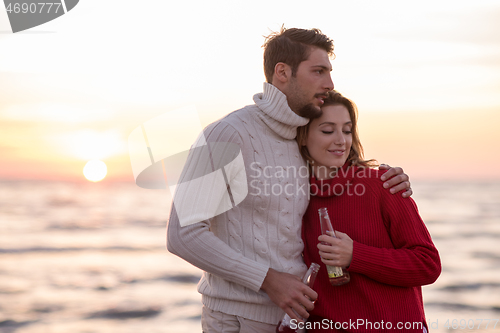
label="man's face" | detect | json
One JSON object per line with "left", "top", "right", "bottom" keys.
{"left": 286, "top": 47, "right": 334, "bottom": 119}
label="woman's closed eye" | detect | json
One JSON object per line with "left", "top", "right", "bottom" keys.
{"left": 321, "top": 130, "right": 351, "bottom": 134}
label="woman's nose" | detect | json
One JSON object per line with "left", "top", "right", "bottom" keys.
{"left": 334, "top": 133, "right": 345, "bottom": 145}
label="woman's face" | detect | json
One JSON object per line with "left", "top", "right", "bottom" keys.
{"left": 304, "top": 104, "right": 353, "bottom": 179}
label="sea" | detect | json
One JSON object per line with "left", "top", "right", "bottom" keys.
{"left": 0, "top": 180, "right": 499, "bottom": 333}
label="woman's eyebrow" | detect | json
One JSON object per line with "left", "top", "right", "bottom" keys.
{"left": 319, "top": 121, "right": 352, "bottom": 126}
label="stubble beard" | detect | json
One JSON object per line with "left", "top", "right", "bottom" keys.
{"left": 288, "top": 78, "right": 323, "bottom": 119}
{"left": 297, "top": 103, "right": 322, "bottom": 119}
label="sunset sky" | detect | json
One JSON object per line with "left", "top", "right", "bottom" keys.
{"left": 1, "top": 0, "right": 499, "bottom": 182}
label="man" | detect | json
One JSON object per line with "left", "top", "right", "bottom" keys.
{"left": 167, "top": 27, "right": 411, "bottom": 333}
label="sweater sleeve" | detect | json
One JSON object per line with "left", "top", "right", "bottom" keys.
{"left": 166, "top": 120, "right": 270, "bottom": 292}
{"left": 347, "top": 187, "right": 441, "bottom": 287}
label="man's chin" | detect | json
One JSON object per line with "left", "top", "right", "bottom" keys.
{"left": 298, "top": 104, "right": 322, "bottom": 119}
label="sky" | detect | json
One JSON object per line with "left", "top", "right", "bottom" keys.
{"left": 0, "top": 0, "right": 499, "bottom": 182}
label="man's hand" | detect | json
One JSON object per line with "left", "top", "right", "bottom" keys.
{"left": 379, "top": 164, "right": 412, "bottom": 198}
{"left": 261, "top": 268, "right": 317, "bottom": 322}
{"left": 317, "top": 231, "right": 353, "bottom": 268}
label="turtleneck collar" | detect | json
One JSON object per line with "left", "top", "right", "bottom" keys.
{"left": 253, "top": 83, "right": 309, "bottom": 140}
{"left": 310, "top": 162, "right": 360, "bottom": 197}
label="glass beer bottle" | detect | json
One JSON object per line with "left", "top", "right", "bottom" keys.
{"left": 276, "top": 262, "right": 320, "bottom": 333}
{"left": 318, "top": 207, "right": 350, "bottom": 286}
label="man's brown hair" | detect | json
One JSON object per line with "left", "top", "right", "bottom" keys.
{"left": 262, "top": 26, "right": 335, "bottom": 83}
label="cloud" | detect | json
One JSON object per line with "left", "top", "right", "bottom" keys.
{"left": 46, "top": 129, "right": 127, "bottom": 160}
{"left": 2, "top": 103, "right": 116, "bottom": 123}
{"left": 374, "top": 5, "right": 500, "bottom": 47}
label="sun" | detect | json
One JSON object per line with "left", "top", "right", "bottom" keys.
{"left": 83, "top": 159, "right": 107, "bottom": 182}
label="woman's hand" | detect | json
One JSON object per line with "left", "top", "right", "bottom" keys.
{"left": 317, "top": 231, "right": 353, "bottom": 268}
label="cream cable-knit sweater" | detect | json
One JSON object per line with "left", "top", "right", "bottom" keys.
{"left": 167, "top": 83, "right": 310, "bottom": 324}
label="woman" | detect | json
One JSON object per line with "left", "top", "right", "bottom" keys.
{"left": 296, "top": 91, "right": 441, "bottom": 333}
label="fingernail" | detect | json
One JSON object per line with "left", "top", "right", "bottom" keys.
{"left": 383, "top": 182, "right": 389, "bottom": 188}
{"left": 390, "top": 188, "right": 395, "bottom": 193}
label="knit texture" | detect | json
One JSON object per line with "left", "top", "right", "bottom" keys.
{"left": 167, "top": 83, "right": 310, "bottom": 324}
{"left": 302, "top": 164, "right": 441, "bottom": 333}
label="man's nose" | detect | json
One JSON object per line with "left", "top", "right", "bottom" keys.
{"left": 324, "top": 74, "right": 334, "bottom": 91}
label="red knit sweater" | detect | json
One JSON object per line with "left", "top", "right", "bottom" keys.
{"left": 302, "top": 164, "right": 441, "bottom": 333}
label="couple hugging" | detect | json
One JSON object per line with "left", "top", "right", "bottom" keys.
{"left": 167, "top": 27, "right": 441, "bottom": 333}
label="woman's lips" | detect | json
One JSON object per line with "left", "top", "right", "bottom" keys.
{"left": 328, "top": 150, "right": 345, "bottom": 156}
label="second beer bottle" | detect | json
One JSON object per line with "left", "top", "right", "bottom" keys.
{"left": 276, "top": 262, "right": 320, "bottom": 333}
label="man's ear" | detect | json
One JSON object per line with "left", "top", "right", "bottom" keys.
{"left": 273, "top": 62, "right": 291, "bottom": 84}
